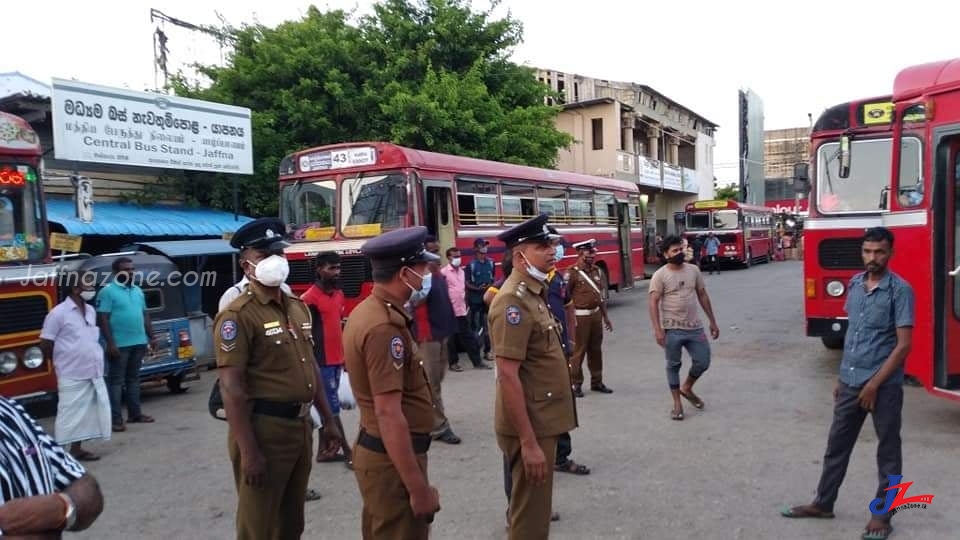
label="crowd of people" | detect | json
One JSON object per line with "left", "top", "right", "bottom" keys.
{"left": 1, "top": 213, "right": 909, "bottom": 540}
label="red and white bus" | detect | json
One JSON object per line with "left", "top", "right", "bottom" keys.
{"left": 798, "top": 96, "right": 908, "bottom": 350}
{"left": 277, "top": 142, "right": 647, "bottom": 314}
{"left": 681, "top": 199, "right": 775, "bottom": 267}
{"left": 0, "top": 112, "right": 58, "bottom": 405}
{"left": 883, "top": 57, "right": 960, "bottom": 402}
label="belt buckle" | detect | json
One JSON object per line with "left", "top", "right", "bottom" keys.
{"left": 297, "top": 402, "right": 311, "bottom": 418}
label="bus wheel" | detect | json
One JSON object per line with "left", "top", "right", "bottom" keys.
{"left": 821, "top": 335, "right": 844, "bottom": 350}
{"left": 167, "top": 375, "right": 188, "bottom": 394}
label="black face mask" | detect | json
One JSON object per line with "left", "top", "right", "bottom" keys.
{"left": 668, "top": 253, "right": 685, "bottom": 265}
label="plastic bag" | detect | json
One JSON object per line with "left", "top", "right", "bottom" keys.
{"left": 339, "top": 370, "right": 356, "bottom": 410}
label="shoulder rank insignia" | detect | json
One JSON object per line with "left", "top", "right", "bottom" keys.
{"left": 516, "top": 282, "right": 527, "bottom": 297}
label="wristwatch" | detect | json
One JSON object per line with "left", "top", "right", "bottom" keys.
{"left": 57, "top": 492, "right": 78, "bottom": 530}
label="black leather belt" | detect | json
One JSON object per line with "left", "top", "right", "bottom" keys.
{"left": 251, "top": 399, "right": 311, "bottom": 419}
{"left": 357, "top": 429, "right": 431, "bottom": 454}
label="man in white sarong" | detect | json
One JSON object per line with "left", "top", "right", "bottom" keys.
{"left": 40, "top": 272, "right": 111, "bottom": 461}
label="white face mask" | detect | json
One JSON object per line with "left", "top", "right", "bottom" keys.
{"left": 249, "top": 255, "right": 290, "bottom": 287}
{"left": 409, "top": 272, "right": 433, "bottom": 303}
{"left": 450, "top": 257, "right": 462, "bottom": 267}
{"left": 520, "top": 252, "right": 549, "bottom": 282}
{"left": 401, "top": 266, "right": 429, "bottom": 298}
{"left": 80, "top": 290, "right": 96, "bottom": 301}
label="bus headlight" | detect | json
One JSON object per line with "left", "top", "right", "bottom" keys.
{"left": 0, "top": 352, "right": 16, "bottom": 375}
{"left": 826, "top": 280, "right": 846, "bottom": 297}
{"left": 22, "top": 347, "right": 43, "bottom": 369}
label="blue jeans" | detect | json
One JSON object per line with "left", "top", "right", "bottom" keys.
{"left": 319, "top": 365, "right": 342, "bottom": 416}
{"left": 107, "top": 344, "right": 147, "bottom": 424}
{"left": 664, "top": 329, "right": 711, "bottom": 389}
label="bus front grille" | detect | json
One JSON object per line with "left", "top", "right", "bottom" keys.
{"left": 818, "top": 238, "right": 863, "bottom": 269}
{"left": 0, "top": 295, "right": 49, "bottom": 335}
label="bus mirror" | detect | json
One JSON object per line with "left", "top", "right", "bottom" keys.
{"left": 838, "top": 135, "right": 851, "bottom": 179}
{"left": 879, "top": 186, "right": 890, "bottom": 210}
{"left": 793, "top": 162, "right": 810, "bottom": 193}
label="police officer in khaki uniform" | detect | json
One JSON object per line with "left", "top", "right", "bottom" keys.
{"left": 565, "top": 239, "right": 614, "bottom": 397}
{"left": 491, "top": 214, "right": 577, "bottom": 540}
{"left": 214, "top": 217, "right": 341, "bottom": 540}
{"left": 343, "top": 226, "right": 441, "bottom": 540}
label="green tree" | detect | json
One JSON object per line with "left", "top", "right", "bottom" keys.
{"left": 715, "top": 183, "right": 739, "bottom": 200}
{"left": 169, "top": 0, "right": 571, "bottom": 216}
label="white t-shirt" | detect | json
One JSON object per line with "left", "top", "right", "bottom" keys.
{"left": 217, "top": 277, "right": 292, "bottom": 312}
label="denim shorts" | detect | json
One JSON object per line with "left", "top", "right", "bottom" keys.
{"left": 320, "top": 365, "right": 342, "bottom": 415}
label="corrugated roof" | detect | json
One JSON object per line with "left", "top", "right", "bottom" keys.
{"left": 134, "top": 239, "right": 238, "bottom": 258}
{"left": 46, "top": 199, "right": 254, "bottom": 236}
{"left": 0, "top": 72, "right": 51, "bottom": 100}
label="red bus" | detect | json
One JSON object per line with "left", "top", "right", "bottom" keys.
{"left": 277, "top": 142, "right": 647, "bottom": 314}
{"left": 797, "top": 97, "right": 909, "bottom": 350}
{"left": 0, "top": 112, "right": 58, "bottom": 404}
{"left": 883, "top": 57, "right": 960, "bottom": 401}
{"left": 681, "top": 199, "right": 775, "bottom": 267}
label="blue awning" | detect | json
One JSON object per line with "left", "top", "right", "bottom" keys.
{"left": 46, "top": 199, "right": 254, "bottom": 236}
{"left": 133, "top": 239, "right": 238, "bottom": 258}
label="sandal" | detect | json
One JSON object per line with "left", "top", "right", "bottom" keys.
{"left": 555, "top": 460, "right": 590, "bottom": 475}
{"left": 862, "top": 524, "right": 894, "bottom": 540}
{"left": 128, "top": 415, "right": 155, "bottom": 423}
{"left": 316, "top": 452, "right": 345, "bottom": 463}
{"left": 305, "top": 488, "right": 323, "bottom": 501}
{"left": 679, "top": 390, "right": 705, "bottom": 409}
{"left": 779, "top": 504, "right": 835, "bottom": 519}
{"left": 71, "top": 449, "right": 101, "bottom": 461}
{"left": 671, "top": 408, "right": 684, "bottom": 421}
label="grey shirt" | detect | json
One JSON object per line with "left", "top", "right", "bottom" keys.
{"left": 840, "top": 270, "right": 914, "bottom": 387}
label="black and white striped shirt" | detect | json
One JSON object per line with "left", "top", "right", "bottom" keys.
{"left": 0, "top": 397, "right": 86, "bottom": 504}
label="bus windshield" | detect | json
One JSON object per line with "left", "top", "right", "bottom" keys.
{"left": 280, "top": 179, "right": 336, "bottom": 241}
{"left": 0, "top": 164, "right": 45, "bottom": 264}
{"left": 712, "top": 210, "right": 740, "bottom": 230}
{"left": 816, "top": 138, "right": 896, "bottom": 214}
{"left": 341, "top": 173, "right": 408, "bottom": 236}
{"left": 686, "top": 212, "right": 710, "bottom": 230}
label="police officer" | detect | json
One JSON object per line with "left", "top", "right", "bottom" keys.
{"left": 566, "top": 239, "right": 613, "bottom": 397}
{"left": 491, "top": 214, "right": 577, "bottom": 540}
{"left": 213, "top": 217, "right": 341, "bottom": 540}
{"left": 343, "top": 226, "right": 442, "bottom": 540}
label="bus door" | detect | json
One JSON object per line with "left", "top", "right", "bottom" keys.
{"left": 616, "top": 201, "right": 633, "bottom": 288}
{"left": 424, "top": 182, "right": 454, "bottom": 264}
{"left": 935, "top": 134, "right": 960, "bottom": 394}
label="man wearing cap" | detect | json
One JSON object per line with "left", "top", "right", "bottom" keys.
{"left": 491, "top": 214, "right": 577, "bottom": 540}
{"left": 343, "top": 226, "right": 441, "bottom": 539}
{"left": 213, "top": 217, "right": 341, "bottom": 540}
{"left": 565, "top": 239, "right": 614, "bottom": 397}
{"left": 466, "top": 238, "right": 496, "bottom": 359}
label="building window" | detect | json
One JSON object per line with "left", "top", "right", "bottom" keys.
{"left": 592, "top": 118, "right": 604, "bottom": 150}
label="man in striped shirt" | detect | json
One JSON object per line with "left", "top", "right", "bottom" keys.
{"left": 0, "top": 396, "right": 104, "bottom": 535}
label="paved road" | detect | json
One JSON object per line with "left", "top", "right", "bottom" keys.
{"left": 41, "top": 260, "right": 958, "bottom": 539}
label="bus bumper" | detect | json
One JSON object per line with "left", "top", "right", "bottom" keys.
{"left": 807, "top": 317, "right": 848, "bottom": 338}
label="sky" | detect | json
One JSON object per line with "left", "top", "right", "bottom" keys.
{"left": 4, "top": 0, "right": 959, "bottom": 185}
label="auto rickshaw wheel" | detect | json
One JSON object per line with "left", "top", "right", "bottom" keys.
{"left": 166, "top": 375, "right": 188, "bottom": 394}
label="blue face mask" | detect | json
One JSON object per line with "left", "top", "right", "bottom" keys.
{"left": 409, "top": 272, "right": 432, "bottom": 303}
{"left": 555, "top": 244, "right": 565, "bottom": 261}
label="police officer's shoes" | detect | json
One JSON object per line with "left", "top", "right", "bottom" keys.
{"left": 591, "top": 384, "right": 613, "bottom": 394}
{"left": 572, "top": 385, "right": 584, "bottom": 398}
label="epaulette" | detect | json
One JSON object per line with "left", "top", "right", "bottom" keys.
{"left": 225, "top": 291, "right": 255, "bottom": 313}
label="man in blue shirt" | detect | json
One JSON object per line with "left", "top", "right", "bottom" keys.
{"left": 96, "top": 257, "right": 157, "bottom": 431}
{"left": 467, "top": 238, "right": 496, "bottom": 359}
{"left": 781, "top": 227, "right": 914, "bottom": 540}
{"left": 704, "top": 232, "right": 721, "bottom": 274}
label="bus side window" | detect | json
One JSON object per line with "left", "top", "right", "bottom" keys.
{"left": 897, "top": 138, "right": 923, "bottom": 208}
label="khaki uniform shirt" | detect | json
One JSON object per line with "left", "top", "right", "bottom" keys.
{"left": 343, "top": 287, "right": 434, "bottom": 438}
{"left": 565, "top": 264, "right": 604, "bottom": 310}
{"left": 490, "top": 270, "right": 577, "bottom": 438}
{"left": 213, "top": 283, "right": 317, "bottom": 403}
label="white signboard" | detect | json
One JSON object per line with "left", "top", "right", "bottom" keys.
{"left": 51, "top": 78, "right": 253, "bottom": 174}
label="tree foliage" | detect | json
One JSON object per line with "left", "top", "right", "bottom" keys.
{"left": 715, "top": 183, "right": 740, "bottom": 200}
{"left": 169, "top": 0, "right": 572, "bottom": 216}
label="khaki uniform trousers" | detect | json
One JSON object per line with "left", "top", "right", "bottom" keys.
{"left": 354, "top": 443, "right": 431, "bottom": 540}
{"left": 498, "top": 434, "right": 558, "bottom": 540}
{"left": 421, "top": 339, "right": 451, "bottom": 436}
{"left": 570, "top": 310, "right": 604, "bottom": 387}
{"left": 228, "top": 413, "right": 312, "bottom": 540}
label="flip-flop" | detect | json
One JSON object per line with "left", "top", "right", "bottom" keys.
{"left": 72, "top": 450, "right": 101, "bottom": 462}
{"left": 305, "top": 488, "right": 322, "bottom": 501}
{"left": 316, "top": 453, "right": 345, "bottom": 463}
{"left": 679, "top": 390, "right": 705, "bottom": 409}
{"left": 862, "top": 524, "right": 894, "bottom": 539}
{"left": 555, "top": 460, "right": 590, "bottom": 475}
{"left": 671, "top": 409, "right": 684, "bottom": 421}
{"left": 779, "top": 505, "right": 835, "bottom": 518}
